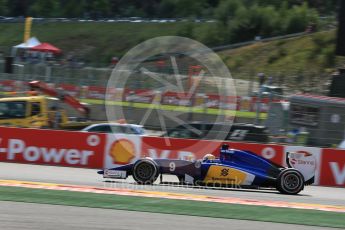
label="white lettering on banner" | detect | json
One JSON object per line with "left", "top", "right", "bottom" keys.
{"left": 80, "top": 151, "right": 94, "bottom": 165}
{"left": 8, "top": 139, "right": 24, "bottom": 160}
{"left": 5, "top": 139, "right": 94, "bottom": 165}
{"left": 65, "top": 149, "right": 81, "bottom": 165}
{"left": 41, "top": 148, "right": 66, "bottom": 163}
{"left": 178, "top": 151, "right": 194, "bottom": 160}
{"left": 148, "top": 149, "right": 195, "bottom": 160}
{"left": 24, "top": 146, "right": 40, "bottom": 161}
{"left": 261, "top": 147, "right": 276, "bottom": 159}
{"left": 330, "top": 162, "right": 345, "bottom": 185}
{"left": 87, "top": 135, "right": 100, "bottom": 147}
{"left": 148, "top": 149, "right": 170, "bottom": 158}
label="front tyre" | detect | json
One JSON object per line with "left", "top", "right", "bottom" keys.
{"left": 132, "top": 159, "right": 159, "bottom": 185}
{"left": 276, "top": 169, "right": 304, "bottom": 195}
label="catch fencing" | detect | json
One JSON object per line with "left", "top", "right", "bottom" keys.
{"left": 0, "top": 60, "right": 342, "bottom": 148}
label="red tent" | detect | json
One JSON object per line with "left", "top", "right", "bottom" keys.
{"left": 30, "top": 42, "right": 61, "bottom": 54}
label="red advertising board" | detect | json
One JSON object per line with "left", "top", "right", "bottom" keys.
{"left": 0, "top": 80, "right": 22, "bottom": 92}
{"left": 86, "top": 86, "right": 107, "bottom": 99}
{"left": 230, "top": 142, "right": 284, "bottom": 165}
{"left": 141, "top": 136, "right": 284, "bottom": 165}
{"left": 0, "top": 127, "right": 105, "bottom": 168}
{"left": 58, "top": 84, "right": 80, "bottom": 98}
{"left": 3, "top": 126, "right": 345, "bottom": 187}
{"left": 319, "top": 148, "right": 345, "bottom": 187}
{"left": 205, "top": 94, "right": 220, "bottom": 108}
{"left": 142, "top": 137, "right": 220, "bottom": 160}
{"left": 124, "top": 89, "right": 154, "bottom": 103}
{"left": 162, "top": 91, "right": 191, "bottom": 106}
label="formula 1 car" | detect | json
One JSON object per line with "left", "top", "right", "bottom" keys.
{"left": 98, "top": 144, "right": 314, "bottom": 195}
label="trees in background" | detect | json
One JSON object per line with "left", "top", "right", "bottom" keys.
{"left": 191, "top": 1, "right": 320, "bottom": 45}
{"left": 0, "top": 0, "right": 334, "bottom": 46}
{"left": 28, "top": 0, "right": 61, "bottom": 17}
{"left": 0, "top": 0, "right": 8, "bottom": 15}
{"left": 0, "top": 0, "right": 337, "bottom": 18}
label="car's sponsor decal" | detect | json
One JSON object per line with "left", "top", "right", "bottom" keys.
{"left": 104, "top": 169, "right": 127, "bottom": 179}
{"left": 202, "top": 166, "right": 254, "bottom": 185}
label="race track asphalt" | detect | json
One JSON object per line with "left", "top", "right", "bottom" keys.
{"left": 0, "top": 201, "right": 337, "bottom": 230}
{"left": 1, "top": 162, "right": 344, "bottom": 206}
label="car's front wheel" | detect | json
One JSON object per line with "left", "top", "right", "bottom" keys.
{"left": 132, "top": 159, "right": 159, "bottom": 185}
{"left": 276, "top": 169, "right": 304, "bottom": 195}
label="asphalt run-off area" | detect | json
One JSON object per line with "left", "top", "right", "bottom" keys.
{"left": 1, "top": 162, "right": 345, "bottom": 229}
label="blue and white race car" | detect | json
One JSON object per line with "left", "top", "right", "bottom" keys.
{"left": 98, "top": 144, "right": 314, "bottom": 195}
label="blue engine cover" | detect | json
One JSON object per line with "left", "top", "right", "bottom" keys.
{"left": 218, "top": 149, "right": 282, "bottom": 184}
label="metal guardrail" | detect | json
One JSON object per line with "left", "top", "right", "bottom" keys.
{"left": 0, "top": 17, "right": 215, "bottom": 24}
{"left": 211, "top": 32, "right": 307, "bottom": 52}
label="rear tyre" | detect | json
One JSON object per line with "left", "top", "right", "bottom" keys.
{"left": 132, "top": 159, "right": 159, "bottom": 185}
{"left": 276, "top": 169, "right": 304, "bottom": 195}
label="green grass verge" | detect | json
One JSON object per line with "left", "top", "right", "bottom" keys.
{"left": 2, "top": 22, "right": 343, "bottom": 93}
{"left": 0, "top": 186, "right": 344, "bottom": 228}
{"left": 0, "top": 22, "right": 209, "bottom": 65}
{"left": 219, "top": 30, "right": 345, "bottom": 91}
{"left": 82, "top": 99, "right": 267, "bottom": 119}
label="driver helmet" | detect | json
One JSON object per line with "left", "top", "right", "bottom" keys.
{"left": 203, "top": 153, "right": 216, "bottom": 162}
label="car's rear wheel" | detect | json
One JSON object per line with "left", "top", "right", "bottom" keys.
{"left": 276, "top": 169, "right": 304, "bottom": 195}
{"left": 132, "top": 159, "right": 159, "bottom": 185}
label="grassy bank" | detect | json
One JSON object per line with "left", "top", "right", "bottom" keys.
{"left": 220, "top": 30, "right": 345, "bottom": 93}
{"left": 1, "top": 22, "right": 344, "bottom": 93}
{"left": 0, "top": 22, "right": 209, "bottom": 65}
